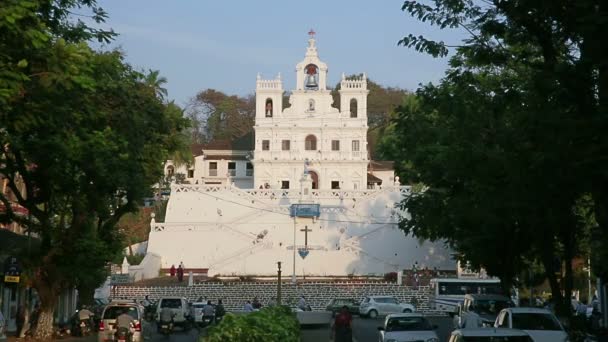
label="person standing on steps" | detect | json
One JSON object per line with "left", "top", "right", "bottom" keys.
{"left": 170, "top": 264, "right": 176, "bottom": 277}
{"left": 177, "top": 264, "right": 184, "bottom": 282}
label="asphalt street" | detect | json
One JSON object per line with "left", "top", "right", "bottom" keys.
{"left": 301, "top": 315, "right": 453, "bottom": 342}
{"left": 23, "top": 315, "right": 452, "bottom": 341}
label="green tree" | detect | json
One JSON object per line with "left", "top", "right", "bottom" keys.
{"left": 144, "top": 69, "right": 169, "bottom": 101}
{"left": 185, "top": 89, "right": 255, "bottom": 143}
{"left": 385, "top": 0, "right": 608, "bottom": 316}
{"left": 0, "top": 1, "right": 188, "bottom": 338}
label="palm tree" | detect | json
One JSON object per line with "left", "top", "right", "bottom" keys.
{"left": 144, "top": 69, "right": 168, "bottom": 101}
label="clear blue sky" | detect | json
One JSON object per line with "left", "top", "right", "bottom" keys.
{"left": 94, "top": 0, "right": 464, "bottom": 106}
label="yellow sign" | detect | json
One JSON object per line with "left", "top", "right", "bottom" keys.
{"left": 4, "top": 275, "right": 20, "bottom": 283}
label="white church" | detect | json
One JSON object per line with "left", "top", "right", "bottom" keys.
{"left": 137, "top": 34, "right": 455, "bottom": 279}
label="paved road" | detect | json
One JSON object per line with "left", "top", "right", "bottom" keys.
{"left": 301, "top": 315, "right": 453, "bottom": 342}
{"left": 22, "top": 323, "right": 203, "bottom": 342}
{"left": 14, "top": 315, "right": 451, "bottom": 341}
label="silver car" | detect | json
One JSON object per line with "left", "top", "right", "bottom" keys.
{"left": 359, "top": 296, "right": 416, "bottom": 318}
{"left": 97, "top": 301, "right": 151, "bottom": 342}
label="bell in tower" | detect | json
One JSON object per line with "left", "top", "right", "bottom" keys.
{"left": 304, "top": 64, "right": 318, "bottom": 89}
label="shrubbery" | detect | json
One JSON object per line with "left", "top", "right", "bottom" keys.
{"left": 202, "top": 305, "right": 300, "bottom": 342}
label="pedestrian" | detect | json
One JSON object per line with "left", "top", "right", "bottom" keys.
{"left": 298, "top": 296, "right": 308, "bottom": 311}
{"left": 267, "top": 297, "right": 277, "bottom": 307}
{"left": 331, "top": 306, "right": 353, "bottom": 342}
{"left": 177, "top": 265, "right": 184, "bottom": 282}
{"left": 0, "top": 309, "right": 6, "bottom": 339}
{"left": 252, "top": 297, "right": 262, "bottom": 310}
{"left": 170, "top": 264, "right": 176, "bottom": 277}
{"left": 243, "top": 301, "right": 254, "bottom": 312}
{"left": 16, "top": 306, "right": 26, "bottom": 338}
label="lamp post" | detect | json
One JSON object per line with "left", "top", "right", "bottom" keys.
{"left": 277, "top": 261, "right": 282, "bottom": 305}
{"left": 292, "top": 216, "right": 297, "bottom": 283}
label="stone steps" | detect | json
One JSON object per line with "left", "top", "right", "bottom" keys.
{"left": 113, "top": 282, "right": 442, "bottom": 314}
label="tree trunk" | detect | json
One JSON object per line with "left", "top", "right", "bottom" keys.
{"left": 30, "top": 271, "right": 60, "bottom": 341}
{"left": 562, "top": 228, "right": 575, "bottom": 320}
{"left": 542, "top": 251, "right": 563, "bottom": 308}
{"left": 32, "top": 308, "right": 54, "bottom": 341}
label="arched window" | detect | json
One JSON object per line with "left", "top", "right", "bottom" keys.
{"left": 265, "top": 98, "right": 273, "bottom": 117}
{"left": 350, "top": 98, "right": 358, "bottom": 118}
{"left": 305, "top": 135, "right": 317, "bottom": 151}
{"left": 166, "top": 165, "right": 175, "bottom": 176}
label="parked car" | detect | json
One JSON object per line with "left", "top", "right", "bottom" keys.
{"left": 359, "top": 296, "right": 415, "bottom": 318}
{"left": 494, "top": 307, "right": 568, "bottom": 342}
{"left": 326, "top": 298, "right": 359, "bottom": 316}
{"left": 155, "top": 297, "right": 191, "bottom": 330}
{"left": 453, "top": 294, "right": 513, "bottom": 329}
{"left": 377, "top": 313, "right": 439, "bottom": 342}
{"left": 449, "top": 328, "right": 534, "bottom": 342}
{"left": 97, "top": 300, "right": 151, "bottom": 342}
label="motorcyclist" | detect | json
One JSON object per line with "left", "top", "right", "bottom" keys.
{"left": 77, "top": 305, "right": 94, "bottom": 335}
{"left": 215, "top": 299, "right": 226, "bottom": 323}
{"left": 115, "top": 309, "right": 135, "bottom": 340}
{"left": 142, "top": 296, "right": 154, "bottom": 320}
{"left": 202, "top": 300, "right": 214, "bottom": 325}
{"left": 158, "top": 306, "right": 175, "bottom": 333}
{"left": 142, "top": 295, "right": 151, "bottom": 307}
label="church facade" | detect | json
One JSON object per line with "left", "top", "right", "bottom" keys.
{"left": 144, "top": 35, "right": 455, "bottom": 278}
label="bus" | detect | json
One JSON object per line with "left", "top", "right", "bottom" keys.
{"left": 429, "top": 278, "right": 503, "bottom": 315}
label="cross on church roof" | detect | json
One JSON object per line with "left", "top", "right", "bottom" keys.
{"left": 308, "top": 29, "right": 316, "bottom": 38}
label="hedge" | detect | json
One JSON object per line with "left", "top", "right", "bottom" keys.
{"left": 202, "top": 306, "right": 300, "bottom": 342}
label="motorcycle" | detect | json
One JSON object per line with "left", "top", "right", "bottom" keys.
{"left": 144, "top": 305, "right": 156, "bottom": 322}
{"left": 201, "top": 314, "right": 214, "bottom": 327}
{"left": 78, "top": 319, "right": 92, "bottom": 336}
{"left": 114, "top": 326, "right": 132, "bottom": 342}
{"left": 158, "top": 320, "right": 174, "bottom": 336}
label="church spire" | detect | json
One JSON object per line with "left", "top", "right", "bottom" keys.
{"left": 306, "top": 28, "right": 318, "bottom": 58}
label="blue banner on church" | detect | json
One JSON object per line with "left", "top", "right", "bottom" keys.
{"left": 290, "top": 204, "right": 320, "bottom": 218}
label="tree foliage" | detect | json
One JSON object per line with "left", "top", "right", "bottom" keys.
{"left": 185, "top": 89, "right": 255, "bottom": 143}
{"left": 331, "top": 76, "right": 411, "bottom": 158}
{"left": 0, "top": 0, "right": 188, "bottom": 338}
{"left": 383, "top": 0, "right": 608, "bottom": 315}
{"left": 204, "top": 306, "right": 300, "bottom": 342}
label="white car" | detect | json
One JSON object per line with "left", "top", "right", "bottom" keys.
{"left": 377, "top": 313, "right": 439, "bottom": 342}
{"left": 449, "top": 328, "right": 534, "bottom": 342}
{"left": 97, "top": 301, "right": 152, "bottom": 342}
{"left": 360, "top": 296, "right": 416, "bottom": 319}
{"left": 156, "top": 297, "right": 191, "bottom": 329}
{"left": 495, "top": 307, "right": 568, "bottom": 342}
{"left": 189, "top": 302, "right": 207, "bottom": 323}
